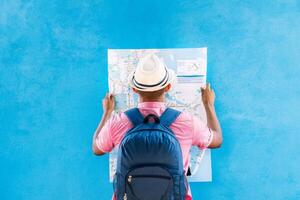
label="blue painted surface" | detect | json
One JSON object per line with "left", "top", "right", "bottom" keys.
{"left": 1, "top": 1, "right": 300, "bottom": 199}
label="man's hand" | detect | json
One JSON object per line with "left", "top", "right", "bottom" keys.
{"left": 201, "top": 83, "right": 215, "bottom": 107}
{"left": 92, "top": 93, "right": 115, "bottom": 156}
{"left": 201, "top": 83, "right": 223, "bottom": 148}
{"left": 102, "top": 93, "right": 115, "bottom": 114}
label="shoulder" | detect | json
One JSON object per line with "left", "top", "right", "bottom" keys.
{"left": 173, "top": 110, "right": 206, "bottom": 129}
{"left": 168, "top": 110, "right": 195, "bottom": 141}
{"left": 171, "top": 110, "right": 194, "bottom": 126}
{"left": 108, "top": 111, "right": 132, "bottom": 129}
{"left": 105, "top": 111, "right": 133, "bottom": 145}
{"left": 175, "top": 110, "right": 193, "bottom": 121}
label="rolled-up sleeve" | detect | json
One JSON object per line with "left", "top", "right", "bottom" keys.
{"left": 191, "top": 116, "right": 214, "bottom": 149}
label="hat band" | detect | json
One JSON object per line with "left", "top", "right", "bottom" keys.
{"left": 132, "top": 68, "right": 169, "bottom": 90}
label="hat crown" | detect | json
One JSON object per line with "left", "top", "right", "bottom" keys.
{"left": 129, "top": 53, "right": 176, "bottom": 92}
{"left": 134, "top": 54, "right": 166, "bottom": 84}
{"left": 142, "top": 56, "right": 156, "bottom": 73}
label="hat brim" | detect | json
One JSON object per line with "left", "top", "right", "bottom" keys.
{"left": 128, "top": 68, "right": 176, "bottom": 92}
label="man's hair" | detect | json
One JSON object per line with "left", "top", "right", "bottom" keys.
{"left": 136, "top": 87, "right": 166, "bottom": 99}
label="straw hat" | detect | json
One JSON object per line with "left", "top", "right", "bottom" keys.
{"left": 128, "top": 54, "right": 176, "bottom": 92}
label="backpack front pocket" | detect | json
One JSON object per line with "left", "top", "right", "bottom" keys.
{"left": 124, "top": 166, "right": 173, "bottom": 200}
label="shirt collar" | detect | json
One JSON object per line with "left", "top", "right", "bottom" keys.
{"left": 137, "top": 101, "right": 166, "bottom": 108}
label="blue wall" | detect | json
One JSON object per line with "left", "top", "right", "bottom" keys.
{"left": 1, "top": 1, "right": 300, "bottom": 199}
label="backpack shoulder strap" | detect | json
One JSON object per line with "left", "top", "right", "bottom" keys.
{"left": 124, "top": 108, "right": 144, "bottom": 127}
{"left": 159, "top": 107, "right": 181, "bottom": 127}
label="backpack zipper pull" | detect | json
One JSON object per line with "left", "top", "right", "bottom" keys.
{"left": 123, "top": 193, "right": 127, "bottom": 200}
{"left": 127, "top": 175, "right": 132, "bottom": 183}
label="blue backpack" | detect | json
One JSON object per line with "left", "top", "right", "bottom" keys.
{"left": 114, "top": 107, "right": 187, "bottom": 200}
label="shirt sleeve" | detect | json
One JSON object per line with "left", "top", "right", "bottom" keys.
{"left": 95, "top": 115, "right": 115, "bottom": 153}
{"left": 192, "top": 115, "right": 214, "bottom": 149}
{"left": 95, "top": 112, "right": 132, "bottom": 153}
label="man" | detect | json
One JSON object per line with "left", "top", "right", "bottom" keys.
{"left": 93, "top": 54, "right": 222, "bottom": 199}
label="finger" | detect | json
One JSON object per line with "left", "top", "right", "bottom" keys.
{"left": 206, "top": 83, "right": 211, "bottom": 90}
{"left": 109, "top": 93, "right": 115, "bottom": 100}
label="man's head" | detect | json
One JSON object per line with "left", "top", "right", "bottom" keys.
{"left": 128, "top": 54, "right": 175, "bottom": 102}
{"left": 132, "top": 84, "right": 171, "bottom": 102}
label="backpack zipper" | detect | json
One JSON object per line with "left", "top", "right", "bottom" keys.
{"left": 128, "top": 175, "right": 132, "bottom": 183}
{"left": 128, "top": 174, "right": 171, "bottom": 180}
{"left": 124, "top": 176, "right": 132, "bottom": 200}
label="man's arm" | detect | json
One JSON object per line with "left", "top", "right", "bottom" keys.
{"left": 92, "top": 93, "right": 115, "bottom": 155}
{"left": 201, "top": 83, "right": 223, "bottom": 148}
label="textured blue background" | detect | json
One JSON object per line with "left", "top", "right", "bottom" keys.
{"left": 1, "top": 1, "right": 300, "bottom": 199}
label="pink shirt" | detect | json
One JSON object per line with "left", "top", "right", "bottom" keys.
{"left": 96, "top": 102, "right": 213, "bottom": 199}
